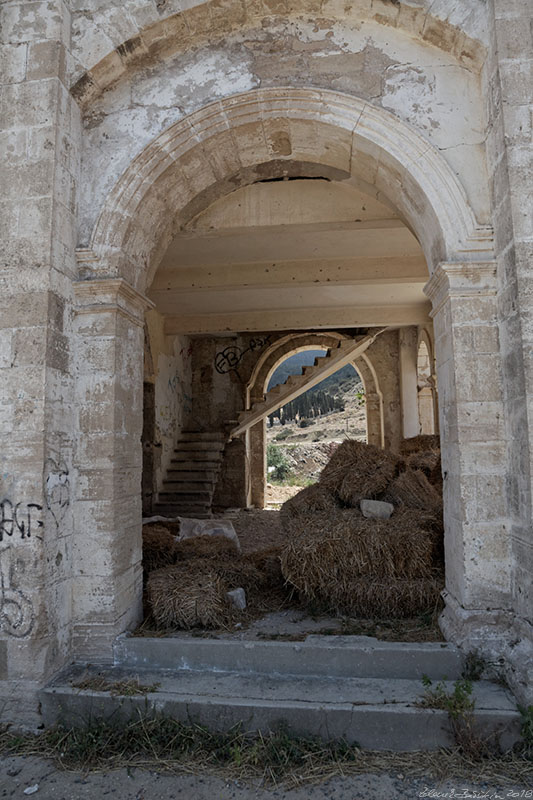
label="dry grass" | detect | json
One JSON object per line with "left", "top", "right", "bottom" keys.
{"left": 230, "top": 509, "right": 285, "bottom": 555}
{"left": 145, "top": 538, "right": 292, "bottom": 631}
{"left": 1, "top": 717, "right": 530, "bottom": 789}
{"left": 406, "top": 450, "right": 442, "bottom": 488}
{"left": 142, "top": 524, "right": 177, "bottom": 573}
{"left": 385, "top": 469, "right": 443, "bottom": 513}
{"left": 174, "top": 535, "right": 239, "bottom": 561}
{"left": 147, "top": 563, "right": 232, "bottom": 629}
{"left": 280, "top": 508, "right": 444, "bottom": 616}
{"left": 400, "top": 434, "right": 441, "bottom": 454}
{"left": 280, "top": 483, "right": 339, "bottom": 521}
{"left": 244, "top": 546, "right": 283, "bottom": 586}
{"left": 319, "top": 440, "right": 399, "bottom": 506}
{"left": 71, "top": 676, "right": 159, "bottom": 696}
{"left": 336, "top": 575, "right": 444, "bottom": 618}
{"left": 316, "top": 610, "right": 445, "bottom": 642}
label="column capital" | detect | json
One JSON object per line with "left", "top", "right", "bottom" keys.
{"left": 73, "top": 278, "right": 154, "bottom": 327}
{"left": 424, "top": 261, "right": 498, "bottom": 317}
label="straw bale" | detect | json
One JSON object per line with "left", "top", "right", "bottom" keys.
{"left": 174, "top": 534, "right": 267, "bottom": 595}
{"left": 331, "top": 576, "right": 444, "bottom": 618}
{"left": 281, "top": 513, "right": 443, "bottom": 616}
{"left": 174, "top": 535, "right": 239, "bottom": 562}
{"left": 385, "top": 469, "right": 442, "bottom": 513}
{"left": 406, "top": 450, "right": 442, "bottom": 488}
{"left": 281, "top": 508, "right": 439, "bottom": 587}
{"left": 147, "top": 563, "right": 231, "bottom": 629}
{"left": 213, "top": 558, "right": 264, "bottom": 594}
{"left": 280, "top": 483, "right": 338, "bottom": 522}
{"left": 319, "top": 440, "right": 399, "bottom": 506}
{"left": 142, "top": 524, "right": 177, "bottom": 574}
{"left": 400, "top": 435, "right": 440, "bottom": 454}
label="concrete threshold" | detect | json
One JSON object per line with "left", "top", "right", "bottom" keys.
{"left": 41, "top": 662, "right": 521, "bottom": 752}
{"left": 114, "top": 633, "right": 464, "bottom": 681}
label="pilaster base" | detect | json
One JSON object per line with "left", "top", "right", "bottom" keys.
{"left": 441, "top": 590, "right": 533, "bottom": 704}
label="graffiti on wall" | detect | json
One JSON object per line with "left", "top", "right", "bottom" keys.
{"left": 0, "top": 549, "right": 34, "bottom": 638}
{"left": 0, "top": 459, "right": 69, "bottom": 638}
{"left": 214, "top": 335, "right": 272, "bottom": 375}
{"left": 0, "top": 503, "right": 38, "bottom": 638}
{"left": 0, "top": 499, "right": 43, "bottom": 541}
{"left": 45, "top": 458, "right": 70, "bottom": 529}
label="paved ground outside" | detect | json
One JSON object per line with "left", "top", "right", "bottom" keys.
{"left": 0, "top": 755, "right": 530, "bottom": 800}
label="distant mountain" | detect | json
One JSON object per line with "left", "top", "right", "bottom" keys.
{"left": 268, "top": 350, "right": 361, "bottom": 395}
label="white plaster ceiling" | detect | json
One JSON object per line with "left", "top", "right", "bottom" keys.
{"left": 151, "top": 179, "right": 431, "bottom": 333}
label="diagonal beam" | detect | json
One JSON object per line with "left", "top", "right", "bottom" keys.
{"left": 230, "top": 328, "right": 387, "bottom": 438}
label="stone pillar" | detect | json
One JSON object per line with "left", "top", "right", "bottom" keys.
{"left": 249, "top": 421, "right": 266, "bottom": 508}
{"left": 424, "top": 263, "right": 512, "bottom": 629}
{"left": 399, "top": 327, "right": 420, "bottom": 439}
{"left": 72, "top": 279, "right": 153, "bottom": 660}
{"left": 492, "top": 0, "right": 533, "bottom": 640}
{"left": 0, "top": 0, "right": 80, "bottom": 725}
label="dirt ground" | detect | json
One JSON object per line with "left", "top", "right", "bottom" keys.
{"left": 229, "top": 509, "right": 286, "bottom": 554}
{"left": 266, "top": 396, "right": 367, "bottom": 447}
{"left": 264, "top": 483, "right": 302, "bottom": 507}
{"left": 1, "top": 754, "right": 529, "bottom": 800}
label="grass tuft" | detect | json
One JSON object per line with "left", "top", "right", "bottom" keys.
{"left": 0, "top": 714, "right": 531, "bottom": 787}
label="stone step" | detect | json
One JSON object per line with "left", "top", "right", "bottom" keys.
{"left": 115, "top": 635, "right": 464, "bottom": 681}
{"left": 172, "top": 451, "right": 223, "bottom": 462}
{"left": 170, "top": 458, "right": 222, "bottom": 469}
{"left": 176, "top": 441, "right": 225, "bottom": 452}
{"left": 231, "top": 329, "right": 386, "bottom": 438}
{"left": 181, "top": 431, "right": 227, "bottom": 442}
{"left": 158, "top": 491, "right": 213, "bottom": 503}
{"left": 162, "top": 481, "right": 215, "bottom": 493}
{"left": 166, "top": 471, "right": 218, "bottom": 482}
{"left": 152, "top": 503, "right": 212, "bottom": 517}
{"left": 40, "top": 663, "right": 521, "bottom": 752}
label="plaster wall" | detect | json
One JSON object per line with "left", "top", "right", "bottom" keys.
{"left": 76, "top": 9, "right": 490, "bottom": 247}
{"left": 145, "top": 312, "right": 192, "bottom": 501}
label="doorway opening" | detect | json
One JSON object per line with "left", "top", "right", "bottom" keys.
{"left": 264, "top": 348, "right": 367, "bottom": 509}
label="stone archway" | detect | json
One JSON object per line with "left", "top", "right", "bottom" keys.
{"left": 245, "top": 332, "right": 384, "bottom": 508}
{"left": 73, "top": 87, "right": 506, "bottom": 663}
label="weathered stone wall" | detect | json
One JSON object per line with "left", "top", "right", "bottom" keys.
{"left": 0, "top": 0, "right": 81, "bottom": 726}
{"left": 74, "top": 3, "right": 490, "bottom": 250}
{"left": 1, "top": 0, "right": 532, "bottom": 724}
{"left": 144, "top": 311, "right": 192, "bottom": 507}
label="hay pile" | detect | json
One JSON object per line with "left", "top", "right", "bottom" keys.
{"left": 142, "top": 524, "right": 178, "bottom": 574}
{"left": 400, "top": 434, "right": 441, "bottom": 454}
{"left": 148, "top": 563, "right": 231, "bottom": 629}
{"left": 144, "top": 528, "right": 287, "bottom": 629}
{"left": 280, "top": 438, "right": 444, "bottom": 618}
{"left": 280, "top": 483, "right": 339, "bottom": 522}
{"left": 319, "top": 440, "right": 400, "bottom": 506}
{"left": 385, "top": 469, "right": 442, "bottom": 512}
{"left": 400, "top": 435, "right": 442, "bottom": 490}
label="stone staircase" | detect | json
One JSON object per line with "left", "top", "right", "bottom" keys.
{"left": 153, "top": 431, "right": 227, "bottom": 518}
{"left": 230, "top": 328, "right": 386, "bottom": 438}
{"left": 41, "top": 635, "right": 521, "bottom": 751}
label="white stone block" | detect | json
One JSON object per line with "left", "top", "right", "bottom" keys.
{"left": 360, "top": 499, "right": 394, "bottom": 519}
{"left": 227, "top": 588, "right": 246, "bottom": 611}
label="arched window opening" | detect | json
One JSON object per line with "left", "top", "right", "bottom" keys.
{"left": 264, "top": 349, "right": 367, "bottom": 506}
{"left": 417, "top": 338, "right": 436, "bottom": 435}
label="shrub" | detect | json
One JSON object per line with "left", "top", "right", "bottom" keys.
{"left": 267, "top": 444, "right": 291, "bottom": 481}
